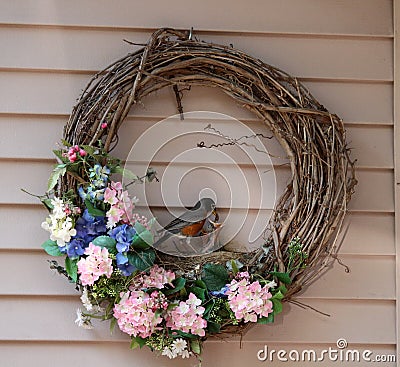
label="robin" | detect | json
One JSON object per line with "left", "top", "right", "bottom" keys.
{"left": 152, "top": 197, "right": 219, "bottom": 248}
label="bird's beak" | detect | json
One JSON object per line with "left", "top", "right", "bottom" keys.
{"left": 212, "top": 209, "right": 219, "bottom": 222}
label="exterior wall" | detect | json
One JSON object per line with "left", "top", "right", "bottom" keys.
{"left": 0, "top": 1, "right": 395, "bottom": 366}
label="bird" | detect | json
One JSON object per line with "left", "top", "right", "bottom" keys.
{"left": 152, "top": 197, "right": 218, "bottom": 248}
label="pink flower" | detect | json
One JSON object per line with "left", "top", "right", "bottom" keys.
{"left": 113, "top": 290, "right": 166, "bottom": 338}
{"left": 77, "top": 243, "right": 113, "bottom": 286}
{"left": 166, "top": 293, "right": 207, "bottom": 336}
{"left": 79, "top": 149, "right": 87, "bottom": 157}
{"left": 226, "top": 274, "right": 273, "bottom": 322}
{"left": 132, "top": 265, "right": 176, "bottom": 290}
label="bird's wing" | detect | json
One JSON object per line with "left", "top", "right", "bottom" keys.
{"left": 162, "top": 200, "right": 203, "bottom": 231}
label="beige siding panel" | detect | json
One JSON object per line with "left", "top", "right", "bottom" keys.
{"left": 1, "top": 160, "right": 393, "bottom": 211}
{"left": 0, "top": 205, "right": 393, "bottom": 256}
{"left": 0, "top": 252, "right": 394, "bottom": 300}
{"left": 0, "top": 0, "right": 392, "bottom": 36}
{"left": 298, "top": 255, "right": 395, "bottom": 300}
{"left": 0, "top": 297, "right": 394, "bottom": 343}
{"left": 0, "top": 117, "right": 394, "bottom": 170}
{"left": 0, "top": 27, "right": 393, "bottom": 81}
{"left": 245, "top": 299, "right": 395, "bottom": 343}
{"left": 0, "top": 73, "right": 393, "bottom": 123}
{"left": 0, "top": 342, "right": 396, "bottom": 367}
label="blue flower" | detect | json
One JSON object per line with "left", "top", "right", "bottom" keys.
{"left": 210, "top": 285, "right": 229, "bottom": 298}
{"left": 117, "top": 261, "right": 135, "bottom": 276}
{"left": 66, "top": 239, "right": 85, "bottom": 259}
{"left": 74, "top": 209, "right": 107, "bottom": 245}
{"left": 109, "top": 224, "right": 136, "bottom": 253}
{"left": 89, "top": 164, "right": 110, "bottom": 189}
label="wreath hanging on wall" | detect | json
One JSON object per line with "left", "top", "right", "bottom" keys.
{"left": 38, "top": 28, "right": 356, "bottom": 359}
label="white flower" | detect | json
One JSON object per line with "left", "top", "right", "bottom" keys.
{"left": 266, "top": 280, "right": 277, "bottom": 288}
{"left": 75, "top": 308, "right": 93, "bottom": 330}
{"left": 81, "top": 288, "right": 103, "bottom": 313}
{"left": 51, "top": 197, "right": 66, "bottom": 219}
{"left": 181, "top": 350, "right": 191, "bottom": 359}
{"left": 172, "top": 338, "right": 187, "bottom": 354}
{"left": 162, "top": 347, "right": 177, "bottom": 359}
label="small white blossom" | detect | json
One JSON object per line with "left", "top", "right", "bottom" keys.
{"left": 162, "top": 347, "right": 177, "bottom": 359}
{"left": 75, "top": 308, "right": 93, "bottom": 330}
{"left": 172, "top": 338, "right": 187, "bottom": 354}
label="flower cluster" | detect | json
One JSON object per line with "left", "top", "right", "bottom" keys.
{"left": 41, "top": 197, "right": 77, "bottom": 248}
{"left": 66, "top": 145, "right": 87, "bottom": 163}
{"left": 104, "top": 181, "right": 140, "bottom": 228}
{"left": 132, "top": 264, "right": 175, "bottom": 289}
{"left": 79, "top": 164, "right": 110, "bottom": 202}
{"left": 113, "top": 290, "right": 168, "bottom": 338}
{"left": 166, "top": 293, "right": 207, "bottom": 336}
{"left": 77, "top": 243, "right": 113, "bottom": 286}
{"left": 39, "top": 142, "right": 286, "bottom": 361}
{"left": 162, "top": 338, "right": 191, "bottom": 359}
{"left": 226, "top": 272, "right": 274, "bottom": 323}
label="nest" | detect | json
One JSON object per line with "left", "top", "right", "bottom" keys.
{"left": 62, "top": 28, "right": 356, "bottom": 303}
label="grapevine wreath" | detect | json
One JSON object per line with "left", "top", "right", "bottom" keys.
{"left": 39, "top": 28, "right": 356, "bottom": 359}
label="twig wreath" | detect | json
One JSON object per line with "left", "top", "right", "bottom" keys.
{"left": 38, "top": 28, "right": 356, "bottom": 360}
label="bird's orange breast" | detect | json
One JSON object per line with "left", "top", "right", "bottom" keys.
{"left": 180, "top": 220, "right": 206, "bottom": 236}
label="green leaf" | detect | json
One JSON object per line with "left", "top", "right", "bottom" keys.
{"left": 258, "top": 313, "right": 274, "bottom": 324}
{"left": 92, "top": 236, "right": 117, "bottom": 254}
{"left": 272, "top": 298, "right": 283, "bottom": 314}
{"left": 163, "top": 277, "right": 186, "bottom": 296}
{"left": 194, "top": 279, "right": 208, "bottom": 289}
{"left": 84, "top": 199, "right": 105, "bottom": 217}
{"left": 130, "top": 336, "right": 147, "bottom": 349}
{"left": 47, "top": 165, "right": 67, "bottom": 192}
{"left": 80, "top": 145, "right": 96, "bottom": 156}
{"left": 230, "top": 259, "right": 239, "bottom": 275}
{"left": 187, "top": 286, "right": 206, "bottom": 301}
{"left": 276, "top": 284, "right": 288, "bottom": 294}
{"left": 61, "top": 139, "right": 72, "bottom": 148}
{"left": 190, "top": 339, "right": 202, "bottom": 355}
{"left": 41, "top": 239, "right": 63, "bottom": 256}
{"left": 53, "top": 149, "right": 66, "bottom": 162}
{"left": 131, "top": 222, "right": 153, "bottom": 250}
{"left": 109, "top": 317, "right": 117, "bottom": 334}
{"left": 271, "top": 290, "right": 285, "bottom": 301}
{"left": 269, "top": 271, "right": 292, "bottom": 285}
{"left": 201, "top": 263, "right": 229, "bottom": 291}
{"left": 41, "top": 198, "right": 54, "bottom": 211}
{"left": 65, "top": 257, "right": 78, "bottom": 283}
{"left": 127, "top": 249, "right": 155, "bottom": 271}
{"left": 113, "top": 166, "right": 139, "bottom": 181}
{"left": 207, "top": 321, "right": 221, "bottom": 334}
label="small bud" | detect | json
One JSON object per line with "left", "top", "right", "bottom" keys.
{"left": 79, "top": 149, "right": 87, "bottom": 157}
{"left": 101, "top": 122, "right": 108, "bottom": 129}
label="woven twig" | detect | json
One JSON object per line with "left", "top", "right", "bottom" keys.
{"left": 62, "top": 27, "right": 356, "bottom": 308}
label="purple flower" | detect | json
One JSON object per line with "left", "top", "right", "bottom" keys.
{"left": 75, "top": 209, "right": 107, "bottom": 245}
{"left": 117, "top": 261, "right": 135, "bottom": 276}
{"left": 210, "top": 285, "right": 229, "bottom": 298}
{"left": 108, "top": 224, "right": 136, "bottom": 253}
{"left": 67, "top": 239, "right": 85, "bottom": 259}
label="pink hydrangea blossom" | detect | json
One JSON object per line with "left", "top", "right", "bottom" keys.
{"left": 104, "top": 181, "right": 145, "bottom": 229}
{"left": 131, "top": 265, "right": 176, "bottom": 290}
{"left": 166, "top": 293, "right": 207, "bottom": 336}
{"left": 113, "top": 290, "right": 168, "bottom": 338}
{"left": 77, "top": 243, "right": 113, "bottom": 286}
{"left": 226, "top": 274, "right": 273, "bottom": 323}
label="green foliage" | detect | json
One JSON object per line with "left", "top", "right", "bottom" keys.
{"left": 190, "top": 339, "right": 202, "bottom": 355}
{"left": 47, "top": 164, "right": 67, "bottom": 192}
{"left": 127, "top": 248, "right": 156, "bottom": 271}
{"left": 269, "top": 271, "right": 292, "bottom": 285}
{"left": 41, "top": 240, "right": 63, "bottom": 256}
{"left": 163, "top": 277, "right": 186, "bottom": 296}
{"left": 65, "top": 257, "right": 78, "bottom": 283}
{"left": 187, "top": 286, "right": 206, "bottom": 301}
{"left": 131, "top": 222, "right": 153, "bottom": 250}
{"left": 130, "top": 336, "right": 147, "bottom": 349}
{"left": 92, "top": 236, "right": 117, "bottom": 254}
{"left": 201, "top": 263, "right": 229, "bottom": 291}
{"left": 258, "top": 313, "right": 274, "bottom": 324}
{"left": 84, "top": 199, "right": 105, "bottom": 217}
